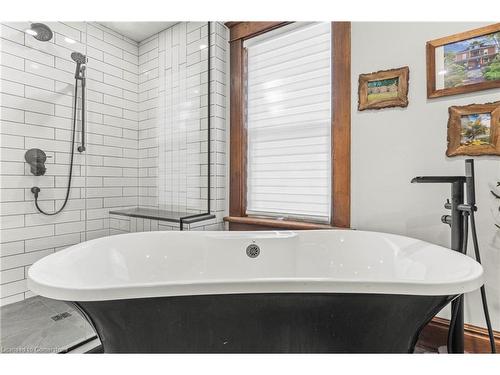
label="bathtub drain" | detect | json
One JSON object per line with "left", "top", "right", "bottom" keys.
{"left": 246, "top": 244, "right": 260, "bottom": 258}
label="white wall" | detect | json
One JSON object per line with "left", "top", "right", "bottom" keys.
{"left": 351, "top": 22, "right": 500, "bottom": 329}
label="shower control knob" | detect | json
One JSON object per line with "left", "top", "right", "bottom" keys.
{"left": 441, "top": 215, "right": 452, "bottom": 226}
{"left": 444, "top": 199, "right": 452, "bottom": 210}
{"left": 25, "top": 148, "right": 48, "bottom": 176}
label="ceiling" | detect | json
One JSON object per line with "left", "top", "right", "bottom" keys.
{"left": 99, "top": 22, "right": 178, "bottom": 42}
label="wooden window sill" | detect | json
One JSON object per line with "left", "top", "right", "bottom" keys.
{"left": 223, "top": 216, "right": 340, "bottom": 230}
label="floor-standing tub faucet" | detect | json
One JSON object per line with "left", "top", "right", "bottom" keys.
{"left": 411, "top": 174, "right": 466, "bottom": 353}
{"left": 411, "top": 159, "right": 496, "bottom": 354}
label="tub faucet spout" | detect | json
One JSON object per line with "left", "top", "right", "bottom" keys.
{"left": 410, "top": 176, "right": 465, "bottom": 184}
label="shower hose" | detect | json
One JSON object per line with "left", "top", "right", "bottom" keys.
{"left": 32, "top": 78, "right": 80, "bottom": 216}
{"left": 447, "top": 210, "right": 496, "bottom": 353}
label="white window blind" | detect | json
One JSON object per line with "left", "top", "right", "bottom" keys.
{"left": 244, "top": 22, "right": 332, "bottom": 223}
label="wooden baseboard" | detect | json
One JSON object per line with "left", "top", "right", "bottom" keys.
{"left": 417, "top": 317, "right": 500, "bottom": 353}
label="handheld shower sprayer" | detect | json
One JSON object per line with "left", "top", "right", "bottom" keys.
{"left": 71, "top": 52, "right": 86, "bottom": 79}
{"left": 465, "top": 159, "right": 476, "bottom": 207}
{"left": 28, "top": 51, "right": 87, "bottom": 216}
{"left": 71, "top": 52, "right": 87, "bottom": 153}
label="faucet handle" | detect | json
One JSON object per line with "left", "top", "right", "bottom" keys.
{"left": 441, "top": 215, "right": 452, "bottom": 226}
{"left": 444, "top": 199, "right": 451, "bottom": 210}
{"left": 25, "top": 148, "right": 48, "bottom": 176}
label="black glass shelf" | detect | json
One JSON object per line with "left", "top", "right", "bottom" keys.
{"left": 109, "top": 207, "right": 215, "bottom": 227}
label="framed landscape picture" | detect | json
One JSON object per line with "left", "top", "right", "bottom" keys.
{"left": 427, "top": 23, "right": 500, "bottom": 98}
{"left": 358, "top": 66, "right": 409, "bottom": 110}
{"left": 446, "top": 102, "right": 500, "bottom": 157}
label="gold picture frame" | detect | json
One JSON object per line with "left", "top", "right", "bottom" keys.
{"left": 358, "top": 66, "right": 409, "bottom": 111}
{"left": 446, "top": 102, "right": 500, "bottom": 157}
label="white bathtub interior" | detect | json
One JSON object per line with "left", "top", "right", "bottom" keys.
{"left": 27, "top": 230, "right": 483, "bottom": 301}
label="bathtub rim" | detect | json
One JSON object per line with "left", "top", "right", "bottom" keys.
{"left": 28, "top": 275, "right": 483, "bottom": 302}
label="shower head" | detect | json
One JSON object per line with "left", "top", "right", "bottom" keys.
{"left": 27, "top": 23, "right": 53, "bottom": 42}
{"left": 71, "top": 52, "right": 87, "bottom": 64}
{"left": 71, "top": 52, "right": 87, "bottom": 80}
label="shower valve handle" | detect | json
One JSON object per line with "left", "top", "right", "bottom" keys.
{"left": 444, "top": 199, "right": 451, "bottom": 210}
{"left": 441, "top": 215, "right": 452, "bottom": 226}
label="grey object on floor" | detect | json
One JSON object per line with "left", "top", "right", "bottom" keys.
{"left": 1, "top": 296, "right": 99, "bottom": 353}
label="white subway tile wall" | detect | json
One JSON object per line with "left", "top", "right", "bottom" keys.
{"left": 110, "top": 21, "right": 228, "bottom": 234}
{"left": 136, "top": 22, "right": 227, "bottom": 216}
{"left": 2, "top": 22, "right": 89, "bottom": 307}
{"left": 0, "top": 22, "right": 228, "bottom": 306}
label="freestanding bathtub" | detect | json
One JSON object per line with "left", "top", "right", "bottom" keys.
{"left": 28, "top": 230, "right": 483, "bottom": 353}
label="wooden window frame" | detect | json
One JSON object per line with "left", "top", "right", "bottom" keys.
{"left": 225, "top": 22, "right": 351, "bottom": 230}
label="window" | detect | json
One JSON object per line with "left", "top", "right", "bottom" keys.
{"left": 226, "top": 22, "right": 350, "bottom": 229}
{"left": 244, "top": 23, "right": 332, "bottom": 223}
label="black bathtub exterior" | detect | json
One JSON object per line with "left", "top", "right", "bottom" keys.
{"left": 73, "top": 293, "right": 455, "bottom": 353}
